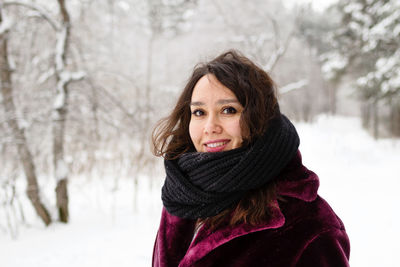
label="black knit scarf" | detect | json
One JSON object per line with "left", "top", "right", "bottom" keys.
{"left": 161, "top": 114, "right": 300, "bottom": 219}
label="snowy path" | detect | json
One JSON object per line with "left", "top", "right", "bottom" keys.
{"left": 1, "top": 115, "right": 399, "bottom": 267}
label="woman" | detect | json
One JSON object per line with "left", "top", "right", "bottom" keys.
{"left": 151, "top": 50, "right": 350, "bottom": 267}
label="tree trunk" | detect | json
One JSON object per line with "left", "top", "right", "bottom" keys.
{"left": 55, "top": 178, "right": 68, "bottom": 221}
{"left": 361, "top": 100, "right": 371, "bottom": 129}
{"left": 328, "top": 81, "right": 337, "bottom": 115}
{"left": 53, "top": 99, "right": 69, "bottom": 222}
{"left": 390, "top": 100, "right": 400, "bottom": 137}
{"left": 0, "top": 15, "right": 52, "bottom": 226}
{"left": 396, "top": 102, "right": 400, "bottom": 137}
{"left": 372, "top": 99, "right": 379, "bottom": 139}
{"left": 53, "top": 0, "right": 72, "bottom": 223}
{"left": 136, "top": 34, "right": 154, "bottom": 170}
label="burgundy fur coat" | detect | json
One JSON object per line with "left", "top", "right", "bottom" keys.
{"left": 152, "top": 151, "right": 350, "bottom": 267}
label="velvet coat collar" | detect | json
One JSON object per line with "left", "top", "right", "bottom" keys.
{"left": 152, "top": 151, "right": 348, "bottom": 267}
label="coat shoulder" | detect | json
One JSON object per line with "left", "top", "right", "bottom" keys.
{"left": 278, "top": 195, "right": 350, "bottom": 266}
{"left": 191, "top": 196, "right": 350, "bottom": 267}
{"left": 281, "top": 195, "right": 346, "bottom": 234}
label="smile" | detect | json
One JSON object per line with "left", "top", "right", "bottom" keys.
{"left": 206, "top": 141, "right": 228, "bottom": 148}
{"left": 204, "top": 140, "right": 230, "bottom": 152}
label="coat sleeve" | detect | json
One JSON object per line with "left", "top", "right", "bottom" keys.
{"left": 296, "top": 230, "right": 350, "bottom": 267}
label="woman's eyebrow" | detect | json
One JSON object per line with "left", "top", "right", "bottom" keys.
{"left": 217, "top": 99, "right": 239, "bottom": 104}
{"left": 190, "top": 99, "right": 239, "bottom": 106}
{"left": 190, "top": 101, "right": 204, "bottom": 106}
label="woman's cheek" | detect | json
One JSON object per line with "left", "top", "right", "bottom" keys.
{"left": 189, "top": 122, "right": 201, "bottom": 147}
{"left": 227, "top": 119, "right": 242, "bottom": 137}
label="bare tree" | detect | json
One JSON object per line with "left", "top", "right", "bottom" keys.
{"left": 0, "top": 7, "right": 51, "bottom": 226}
{"left": 136, "top": 0, "right": 197, "bottom": 178}
{"left": 52, "top": 0, "right": 85, "bottom": 222}
{"left": 3, "top": 0, "right": 84, "bottom": 223}
{"left": 212, "top": 0, "right": 299, "bottom": 82}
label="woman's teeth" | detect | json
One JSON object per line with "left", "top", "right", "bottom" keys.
{"left": 206, "top": 141, "right": 227, "bottom": 148}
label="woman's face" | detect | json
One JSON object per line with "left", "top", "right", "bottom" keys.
{"left": 189, "top": 74, "right": 244, "bottom": 153}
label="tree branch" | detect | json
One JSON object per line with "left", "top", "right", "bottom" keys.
{"left": 279, "top": 79, "right": 308, "bottom": 94}
{"left": 3, "top": 0, "right": 60, "bottom": 31}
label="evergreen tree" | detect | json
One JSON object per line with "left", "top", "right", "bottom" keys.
{"left": 323, "top": 0, "right": 400, "bottom": 137}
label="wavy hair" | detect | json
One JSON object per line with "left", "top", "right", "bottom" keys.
{"left": 152, "top": 50, "right": 281, "bottom": 229}
{"left": 152, "top": 50, "right": 279, "bottom": 159}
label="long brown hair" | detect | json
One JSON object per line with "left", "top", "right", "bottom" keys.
{"left": 152, "top": 50, "right": 281, "bottom": 229}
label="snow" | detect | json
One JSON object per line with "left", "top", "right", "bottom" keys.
{"left": 55, "top": 27, "right": 67, "bottom": 72}
{"left": 60, "top": 70, "right": 86, "bottom": 83}
{"left": 54, "top": 71, "right": 86, "bottom": 111}
{"left": 182, "top": 9, "right": 194, "bottom": 20}
{"left": 1, "top": 115, "right": 400, "bottom": 267}
{"left": 7, "top": 54, "right": 16, "bottom": 71}
{"left": 370, "top": 9, "right": 400, "bottom": 37}
{"left": 394, "top": 23, "right": 400, "bottom": 36}
{"left": 117, "top": 1, "right": 130, "bottom": 11}
{"left": 357, "top": 50, "right": 400, "bottom": 94}
{"left": 343, "top": 2, "right": 363, "bottom": 14}
{"left": 53, "top": 86, "right": 65, "bottom": 110}
{"left": 37, "top": 68, "right": 55, "bottom": 84}
{"left": 55, "top": 159, "right": 68, "bottom": 181}
{"left": 264, "top": 46, "right": 285, "bottom": 71}
{"left": 296, "top": 115, "right": 400, "bottom": 267}
{"left": 1, "top": 175, "right": 163, "bottom": 267}
{"left": 321, "top": 52, "right": 348, "bottom": 80}
{"left": 2, "top": 0, "right": 60, "bottom": 31}
{"left": 279, "top": 79, "right": 308, "bottom": 94}
{"left": 0, "top": 16, "right": 13, "bottom": 35}
{"left": 283, "top": 0, "right": 337, "bottom": 12}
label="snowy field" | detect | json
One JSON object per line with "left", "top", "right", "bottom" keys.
{"left": 1, "top": 115, "right": 399, "bottom": 267}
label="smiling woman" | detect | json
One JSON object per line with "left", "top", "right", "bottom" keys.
{"left": 189, "top": 74, "right": 244, "bottom": 153}
{"left": 151, "top": 50, "right": 350, "bottom": 267}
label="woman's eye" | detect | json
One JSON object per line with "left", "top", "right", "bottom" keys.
{"left": 192, "top": 109, "right": 204, "bottom": 116}
{"left": 222, "top": 107, "right": 237, "bottom": 114}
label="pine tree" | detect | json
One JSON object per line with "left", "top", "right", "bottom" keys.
{"left": 322, "top": 0, "right": 400, "bottom": 137}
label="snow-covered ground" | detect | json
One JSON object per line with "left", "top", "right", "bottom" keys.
{"left": 297, "top": 115, "right": 400, "bottom": 267}
{"left": 1, "top": 115, "right": 399, "bottom": 267}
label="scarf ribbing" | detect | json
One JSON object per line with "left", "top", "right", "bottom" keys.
{"left": 162, "top": 114, "right": 300, "bottom": 219}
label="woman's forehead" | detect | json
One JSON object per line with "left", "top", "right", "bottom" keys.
{"left": 191, "top": 75, "right": 238, "bottom": 101}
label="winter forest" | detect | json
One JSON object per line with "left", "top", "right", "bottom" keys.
{"left": 1, "top": 0, "right": 399, "bottom": 266}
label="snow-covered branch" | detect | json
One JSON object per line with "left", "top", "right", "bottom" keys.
{"left": 264, "top": 13, "right": 297, "bottom": 72}
{"left": 37, "top": 68, "right": 55, "bottom": 84}
{"left": 279, "top": 79, "right": 308, "bottom": 94}
{"left": 264, "top": 46, "right": 284, "bottom": 72}
{"left": 55, "top": 159, "right": 68, "bottom": 182}
{"left": 269, "top": 16, "right": 281, "bottom": 51}
{"left": 53, "top": 71, "right": 86, "bottom": 110}
{"left": 55, "top": 26, "right": 67, "bottom": 72}
{"left": 3, "top": 0, "right": 60, "bottom": 31}
{"left": 0, "top": 14, "right": 13, "bottom": 35}
{"left": 60, "top": 70, "right": 86, "bottom": 84}
{"left": 320, "top": 52, "right": 349, "bottom": 80}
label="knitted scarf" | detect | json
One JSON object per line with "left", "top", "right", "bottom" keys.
{"left": 162, "top": 114, "right": 300, "bottom": 219}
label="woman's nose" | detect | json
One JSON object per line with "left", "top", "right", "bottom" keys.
{"left": 204, "top": 115, "right": 222, "bottom": 134}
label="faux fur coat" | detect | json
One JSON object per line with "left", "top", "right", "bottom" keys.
{"left": 152, "top": 151, "right": 350, "bottom": 267}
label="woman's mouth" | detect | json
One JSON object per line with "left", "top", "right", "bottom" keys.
{"left": 204, "top": 140, "right": 230, "bottom": 152}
